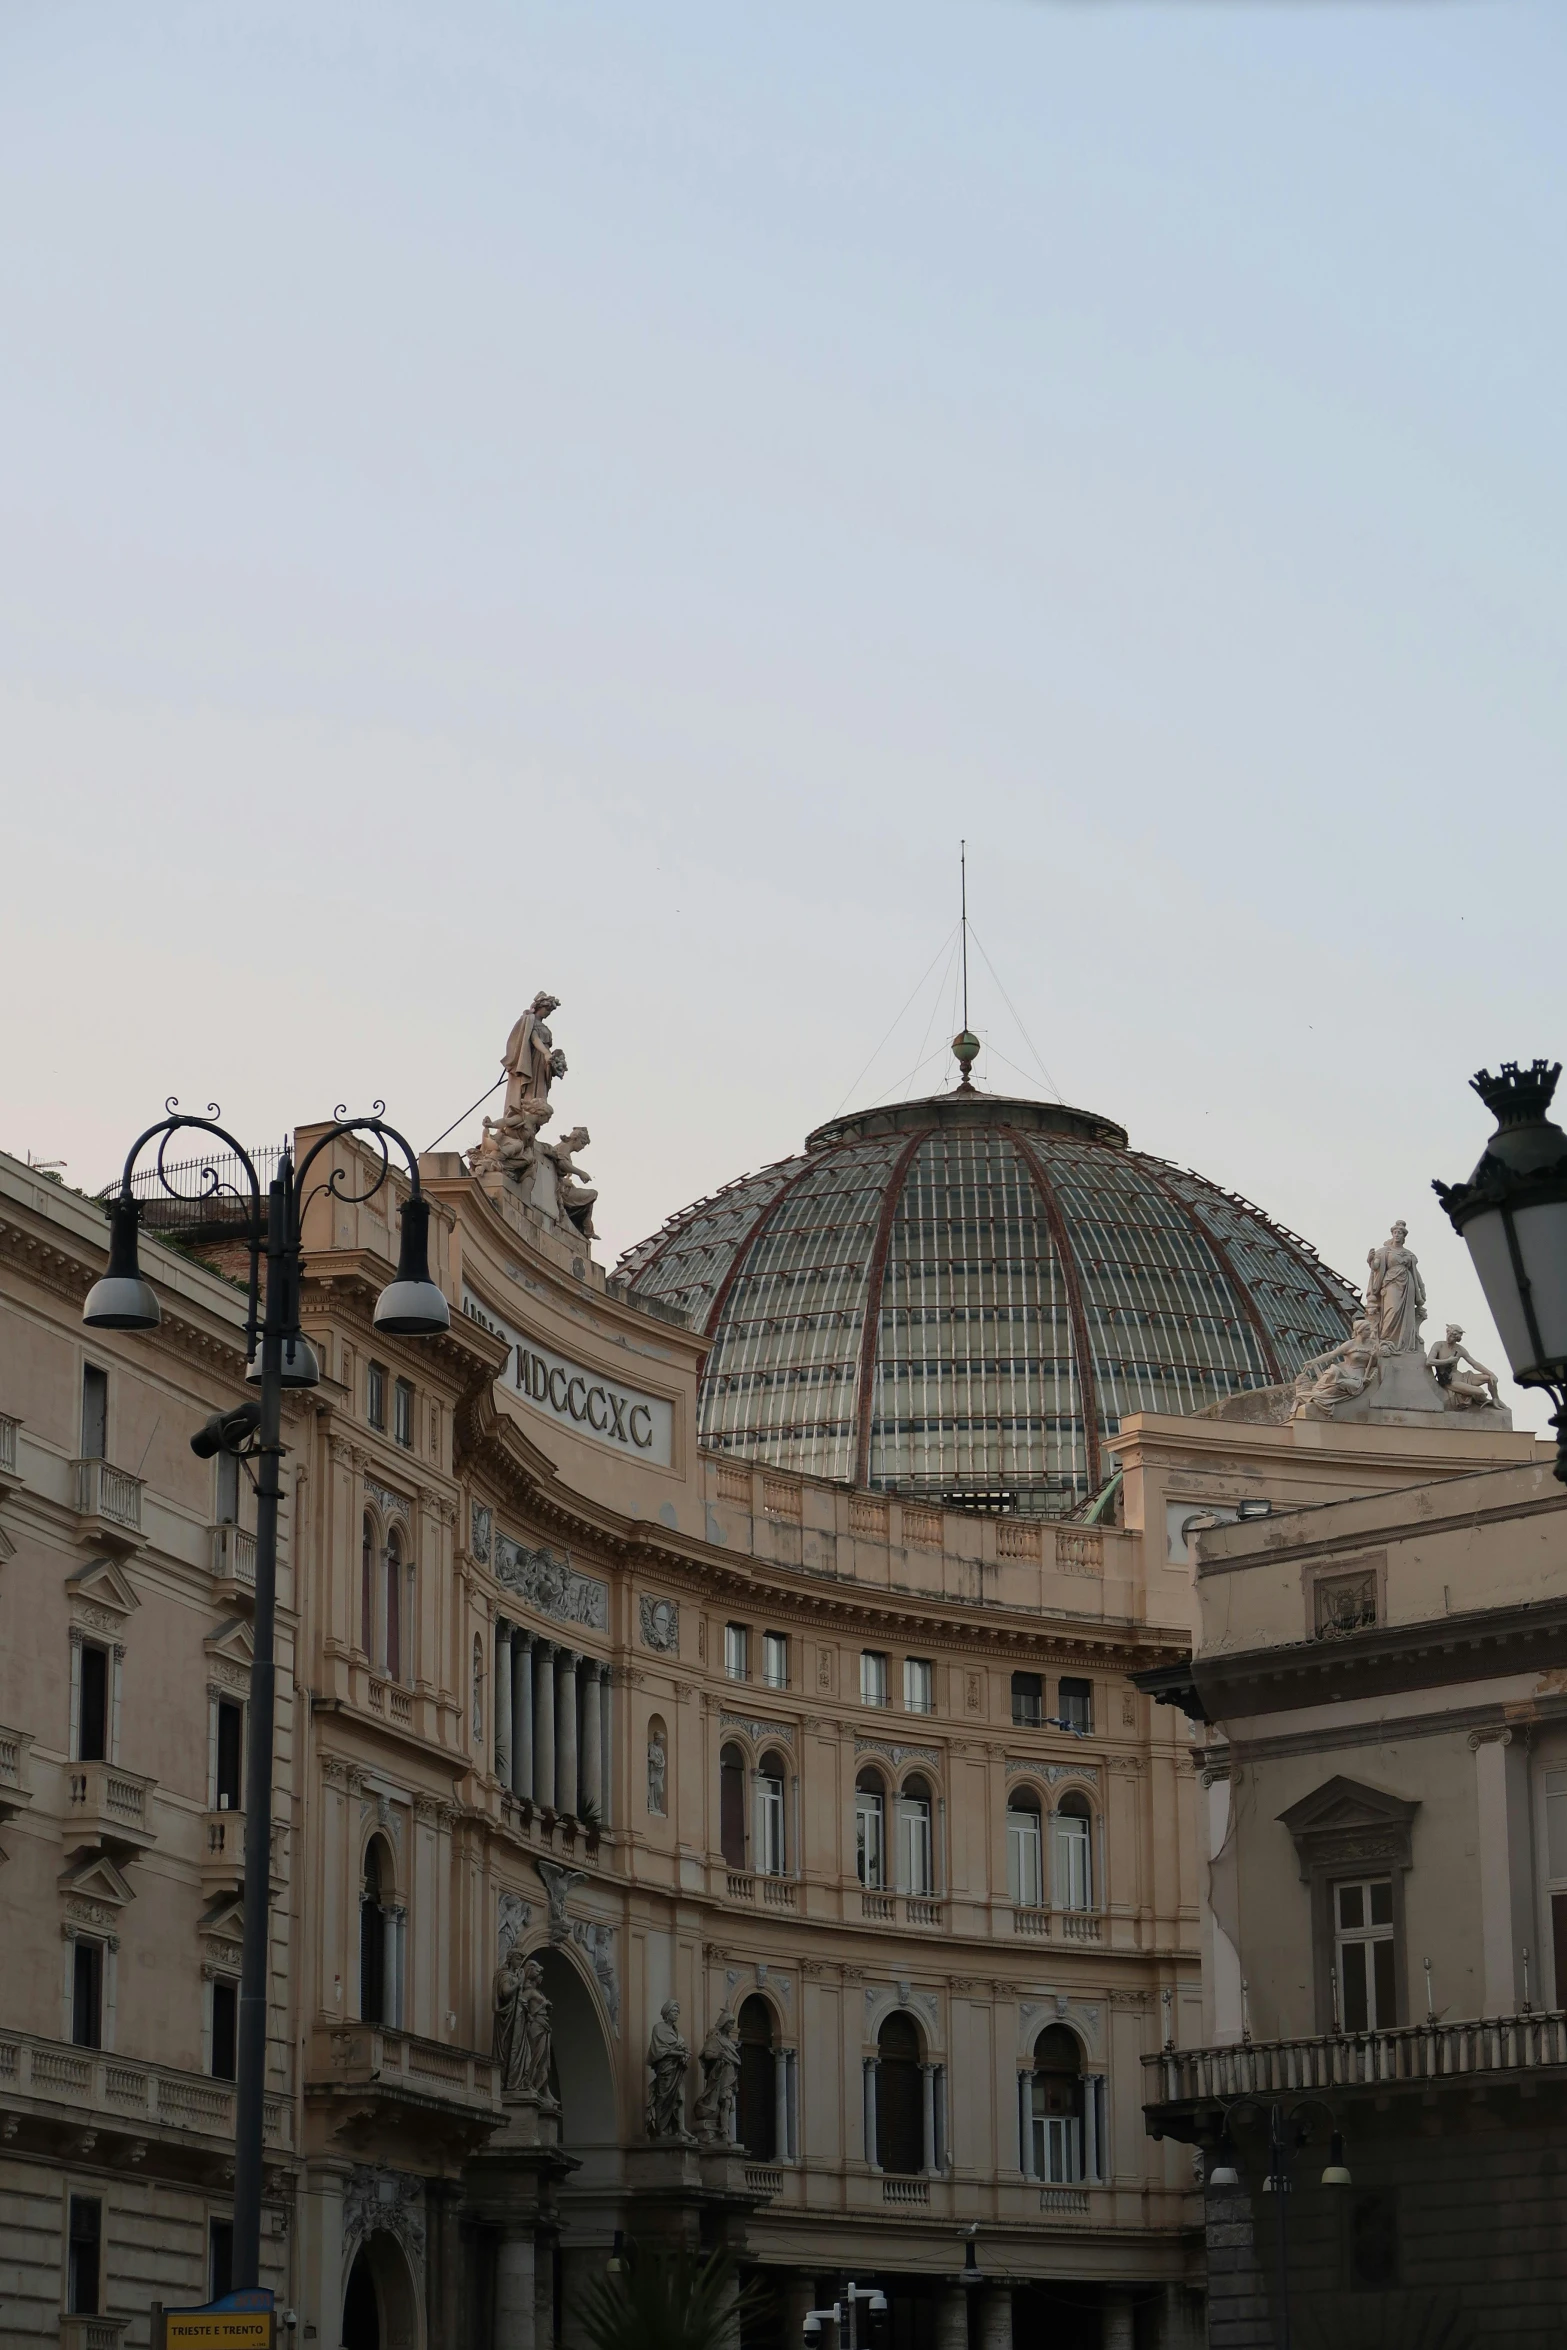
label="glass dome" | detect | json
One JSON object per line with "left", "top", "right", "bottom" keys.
{"left": 617, "top": 1091, "right": 1358, "bottom": 1514}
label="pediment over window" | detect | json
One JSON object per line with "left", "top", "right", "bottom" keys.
{"left": 66, "top": 1556, "right": 140, "bottom": 1617}
{"left": 59, "top": 1851, "right": 136, "bottom": 1908}
{"left": 1278, "top": 1774, "right": 1419, "bottom": 1879}
{"left": 204, "top": 1617, "right": 255, "bottom": 1672}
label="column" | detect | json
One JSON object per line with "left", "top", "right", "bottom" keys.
{"left": 921, "top": 2062, "right": 937, "bottom": 2175}
{"left": 1084, "top": 2073, "right": 1104, "bottom": 2183}
{"left": 863, "top": 2055, "right": 879, "bottom": 2169}
{"left": 384, "top": 1906, "right": 406, "bottom": 2030}
{"left": 1018, "top": 2074, "right": 1034, "bottom": 2178}
{"left": 979, "top": 2287, "right": 1012, "bottom": 2350}
{"left": 580, "top": 1664, "right": 603, "bottom": 1818}
{"left": 934, "top": 2291, "right": 969, "bottom": 2350}
{"left": 775, "top": 2047, "right": 792, "bottom": 2164}
{"left": 934, "top": 2063, "right": 948, "bottom": 2172}
{"left": 1101, "top": 2292, "right": 1134, "bottom": 2350}
{"left": 296, "top": 2162, "right": 348, "bottom": 2350}
{"left": 494, "top": 1623, "right": 513, "bottom": 1784}
{"left": 534, "top": 1641, "right": 556, "bottom": 1811}
{"left": 1473, "top": 1728, "right": 1518, "bottom": 2015}
{"left": 556, "top": 1648, "right": 580, "bottom": 1818}
{"left": 598, "top": 1665, "right": 613, "bottom": 1828}
{"left": 512, "top": 1631, "right": 533, "bottom": 1801}
{"left": 496, "top": 2229, "right": 537, "bottom": 2350}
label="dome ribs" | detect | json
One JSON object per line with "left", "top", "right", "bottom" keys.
{"left": 852, "top": 1128, "right": 933, "bottom": 1489}
{"left": 1002, "top": 1126, "right": 1104, "bottom": 1496}
{"left": 1133, "top": 1157, "right": 1284, "bottom": 1386}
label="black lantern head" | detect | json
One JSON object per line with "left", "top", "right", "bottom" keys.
{"left": 1434, "top": 1060, "right": 1567, "bottom": 1391}
{"left": 82, "top": 1197, "right": 163, "bottom": 1331}
{"left": 373, "top": 1195, "right": 451, "bottom": 1336}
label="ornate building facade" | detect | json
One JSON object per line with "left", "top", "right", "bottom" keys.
{"left": 0, "top": 1033, "right": 1537, "bottom": 2350}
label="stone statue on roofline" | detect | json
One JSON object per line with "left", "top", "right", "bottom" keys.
{"left": 1427, "top": 1324, "right": 1503, "bottom": 1411}
{"left": 1365, "top": 1220, "right": 1427, "bottom": 1354}
{"left": 1290, "top": 1222, "right": 1510, "bottom": 1427}
{"left": 469, "top": 997, "right": 602, "bottom": 1251}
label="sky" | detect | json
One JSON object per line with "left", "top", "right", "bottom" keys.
{"left": 3, "top": 1, "right": 1564, "bottom": 1428}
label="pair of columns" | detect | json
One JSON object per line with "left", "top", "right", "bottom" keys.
{"left": 493, "top": 1625, "right": 611, "bottom": 1823}
{"left": 861, "top": 2055, "right": 944, "bottom": 2174}
{"left": 1017, "top": 2068, "right": 1105, "bottom": 2183}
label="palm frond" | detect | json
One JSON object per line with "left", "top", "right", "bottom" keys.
{"left": 575, "top": 2246, "right": 763, "bottom": 2350}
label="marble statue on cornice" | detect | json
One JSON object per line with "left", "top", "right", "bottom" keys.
{"left": 1364, "top": 1221, "right": 1427, "bottom": 1354}
{"left": 541, "top": 1126, "right": 598, "bottom": 1240}
{"left": 1290, "top": 1313, "right": 1387, "bottom": 1420}
{"left": 469, "top": 992, "right": 568, "bottom": 1181}
{"left": 1427, "top": 1324, "right": 1502, "bottom": 1410}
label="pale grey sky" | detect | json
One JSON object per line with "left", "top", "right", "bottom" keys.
{"left": 3, "top": 2, "right": 1563, "bottom": 1424}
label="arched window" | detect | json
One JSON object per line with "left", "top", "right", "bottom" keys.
{"left": 360, "top": 1514, "right": 375, "bottom": 1657}
{"left": 1006, "top": 1788, "right": 1044, "bottom": 1908}
{"left": 898, "top": 1774, "right": 933, "bottom": 1896}
{"left": 385, "top": 1525, "right": 403, "bottom": 1682}
{"left": 738, "top": 1995, "right": 776, "bottom": 2160}
{"left": 875, "top": 2011, "right": 924, "bottom": 2176}
{"left": 1054, "top": 1793, "right": 1093, "bottom": 1912}
{"left": 755, "top": 1751, "right": 787, "bottom": 1877}
{"left": 719, "top": 1744, "right": 747, "bottom": 1870}
{"left": 1028, "top": 2025, "right": 1084, "bottom": 2182}
{"left": 855, "top": 1770, "right": 886, "bottom": 1890}
{"left": 360, "top": 1838, "right": 390, "bottom": 2024}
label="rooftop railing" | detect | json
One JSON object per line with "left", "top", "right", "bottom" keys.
{"left": 1145, "top": 2011, "right": 1567, "bottom": 2107}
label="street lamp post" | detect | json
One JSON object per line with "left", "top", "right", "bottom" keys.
{"left": 802, "top": 2282, "right": 887, "bottom": 2350}
{"left": 1206, "top": 2097, "right": 1349, "bottom": 2350}
{"left": 84, "top": 1104, "right": 450, "bottom": 2292}
{"left": 1434, "top": 1058, "right": 1567, "bottom": 1482}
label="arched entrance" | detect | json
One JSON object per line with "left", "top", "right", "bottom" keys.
{"left": 342, "top": 2230, "right": 421, "bottom": 2350}
{"left": 535, "top": 1946, "right": 617, "bottom": 2186}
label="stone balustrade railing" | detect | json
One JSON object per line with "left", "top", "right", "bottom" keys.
{"left": 1145, "top": 2012, "right": 1567, "bottom": 2108}
{"left": 0, "top": 2027, "right": 290, "bottom": 2147}
{"left": 72, "top": 1457, "right": 144, "bottom": 1535}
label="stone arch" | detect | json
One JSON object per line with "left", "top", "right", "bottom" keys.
{"left": 535, "top": 1944, "right": 618, "bottom": 2187}
{"left": 342, "top": 2228, "right": 422, "bottom": 2350}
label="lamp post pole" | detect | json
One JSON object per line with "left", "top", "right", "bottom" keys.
{"left": 84, "top": 1106, "right": 450, "bottom": 2294}
{"left": 1208, "top": 2095, "right": 1349, "bottom": 2350}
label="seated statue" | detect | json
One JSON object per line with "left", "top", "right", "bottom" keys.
{"left": 1426, "top": 1324, "right": 1501, "bottom": 1410}
{"left": 1291, "top": 1315, "right": 1387, "bottom": 1420}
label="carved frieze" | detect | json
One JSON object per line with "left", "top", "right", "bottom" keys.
{"left": 855, "top": 1740, "right": 939, "bottom": 1769}
{"left": 639, "top": 1595, "right": 680, "bottom": 1654}
{"left": 343, "top": 2168, "right": 425, "bottom": 2283}
{"left": 365, "top": 1479, "right": 411, "bottom": 1522}
{"left": 495, "top": 1535, "right": 608, "bottom": 1631}
{"left": 721, "top": 1713, "right": 795, "bottom": 1747}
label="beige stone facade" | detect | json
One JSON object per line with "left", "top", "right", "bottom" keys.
{"left": 5, "top": 1126, "right": 1536, "bottom": 2348}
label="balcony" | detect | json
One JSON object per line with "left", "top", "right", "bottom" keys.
{"left": 0, "top": 2027, "right": 290, "bottom": 2150}
{"left": 882, "top": 2177, "right": 930, "bottom": 2205}
{"left": 59, "top": 2320, "right": 129, "bottom": 2350}
{"left": 308, "top": 2024, "right": 501, "bottom": 2139}
{"left": 200, "top": 1808, "right": 285, "bottom": 1897}
{"left": 1145, "top": 2011, "right": 1567, "bottom": 2123}
{"left": 744, "top": 2164, "right": 783, "bottom": 2199}
{"left": 71, "top": 1459, "right": 144, "bottom": 1547}
{"left": 0, "top": 1411, "right": 19, "bottom": 1495}
{"left": 856, "top": 1891, "right": 945, "bottom": 1930}
{"left": 367, "top": 1677, "right": 414, "bottom": 1727}
{"left": 0, "top": 1723, "right": 35, "bottom": 1822}
{"left": 210, "top": 1522, "right": 256, "bottom": 1605}
{"left": 64, "top": 1761, "right": 157, "bottom": 1856}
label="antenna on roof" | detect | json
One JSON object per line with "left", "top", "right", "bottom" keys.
{"left": 952, "top": 840, "right": 979, "bottom": 1092}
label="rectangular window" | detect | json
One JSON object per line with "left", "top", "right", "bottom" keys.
{"left": 856, "top": 1787, "right": 885, "bottom": 1889}
{"left": 1054, "top": 1811, "right": 1092, "bottom": 1911}
{"left": 216, "top": 1699, "right": 244, "bottom": 1811}
{"left": 724, "top": 1624, "right": 749, "bottom": 1683}
{"left": 77, "top": 1644, "right": 109, "bottom": 1764}
{"left": 904, "top": 1658, "right": 934, "bottom": 1715}
{"left": 68, "top": 2195, "right": 102, "bottom": 2315}
{"left": 899, "top": 1794, "right": 933, "bottom": 1894}
{"left": 761, "top": 1632, "right": 789, "bottom": 1690}
{"left": 81, "top": 1365, "right": 108, "bottom": 1460}
{"left": 1006, "top": 1806, "right": 1044, "bottom": 1907}
{"left": 755, "top": 1772, "right": 785, "bottom": 1876}
{"left": 1011, "top": 1671, "right": 1043, "bottom": 1728}
{"left": 72, "top": 1940, "right": 103, "bottom": 2049}
{"left": 209, "top": 2217, "right": 235, "bottom": 2304}
{"left": 393, "top": 1378, "right": 414, "bottom": 1449}
{"left": 211, "top": 1979, "right": 238, "bottom": 2081}
{"left": 860, "top": 1651, "right": 889, "bottom": 1709}
{"left": 367, "top": 1362, "right": 386, "bottom": 1430}
{"left": 1058, "top": 1678, "right": 1093, "bottom": 1734}
{"left": 1336, "top": 1878, "right": 1396, "bottom": 2031}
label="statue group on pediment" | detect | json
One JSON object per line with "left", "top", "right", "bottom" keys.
{"left": 467, "top": 991, "right": 599, "bottom": 1238}
{"left": 1292, "top": 1222, "right": 1503, "bottom": 1422}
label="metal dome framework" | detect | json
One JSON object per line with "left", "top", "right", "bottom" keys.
{"left": 618, "top": 1094, "right": 1358, "bottom": 1513}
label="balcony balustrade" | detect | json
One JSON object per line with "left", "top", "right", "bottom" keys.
{"left": 209, "top": 1522, "right": 256, "bottom": 1602}
{"left": 0, "top": 2027, "right": 289, "bottom": 2149}
{"left": 1145, "top": 2011, "right": 1567, "bottom": 2112}
{"left": 882, "top": 2177, "right": 930, "bottom": 2205}
{"left": 200, "top": 1808, "right": 285, "bottom": 1897}
{"left": 64, "top": 1761, "right": 157, "bottom": 1856}
{"left": 0, "top": 1411, "right": 19, "bottom": 1491}
{"left": 309, "top": 2023, "right": 501, "bottom": 2125}
{"left": 0, "top": 1722, "right": 35, "bottom": 1821}
{"left": 71, "top": 1458, "right": 144, "bottom": 1543}
{"left": 59, "top": 2319, "right": 129, "bottom": 2350}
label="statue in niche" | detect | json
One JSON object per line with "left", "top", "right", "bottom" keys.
{"left": 1427, "top": 1324, "right": 1502, "bottom": 1410}
{"left": 1365, "top": 1221, "right": 1427, "bottom": 1354}
{"left": 542, "top": 1126, "right": 599, "bottom": 1240}
{"left": 693, "top": 2006, "right": 741, "bottom": 2145}
{"left": 647, "top": 1726, "right": 668, "bottom": 1816}
{"left": 493, "top": 1949, "right": 555, "bottom": 2100}
{"left": 645, "top": 1999, "right": 693, "bottom": 2140}
{"left": 1291, "top": 1314, "right": 1387, "bottom": 1420}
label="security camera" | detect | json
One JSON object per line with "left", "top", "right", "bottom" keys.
{"left": 803, "top": 2318, "right": 822, "bottom": 2343}
{"left": 191, "top": 1401, "right": 261, "bottom": 1460}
